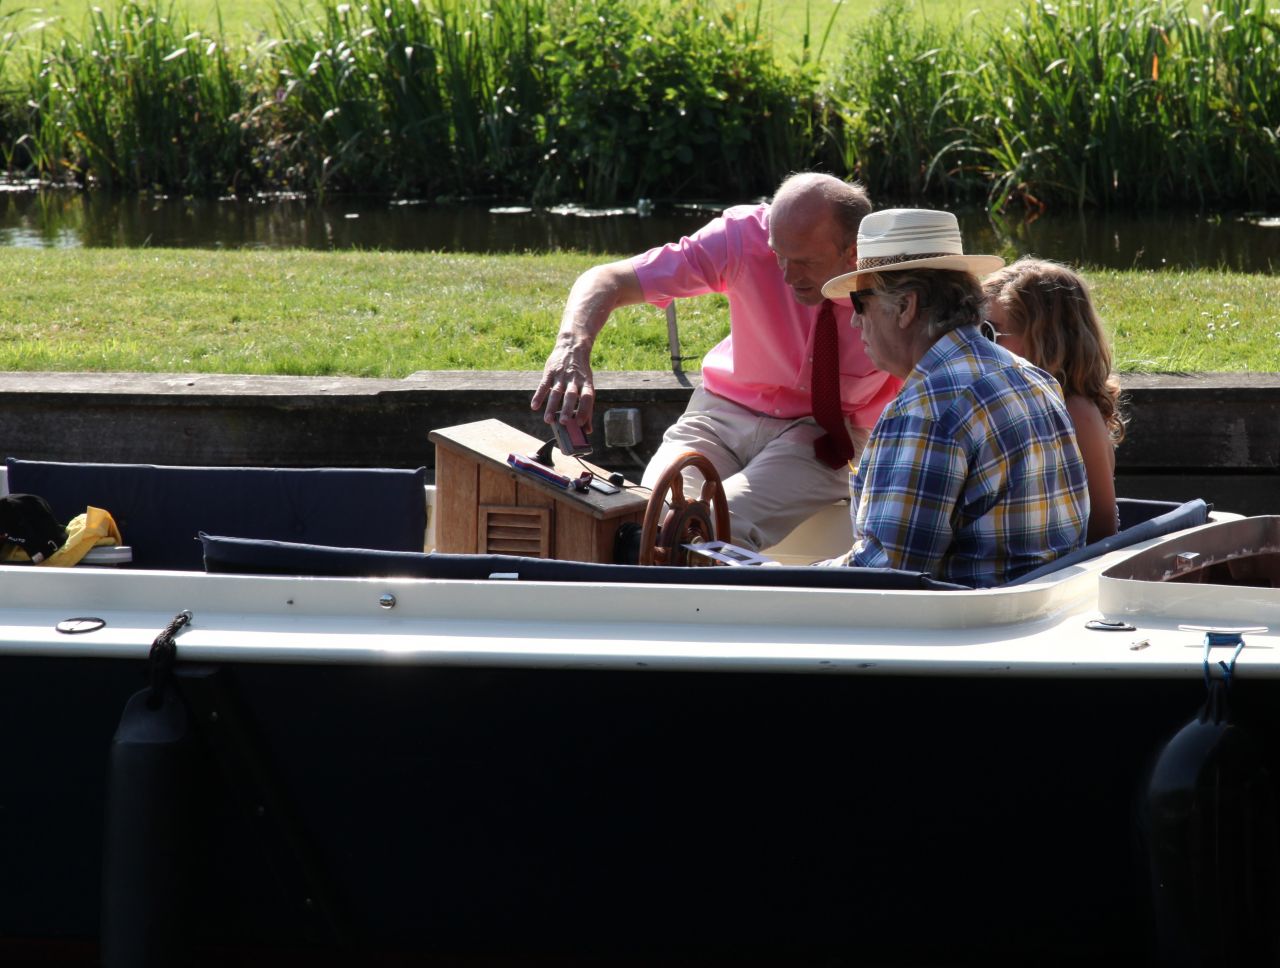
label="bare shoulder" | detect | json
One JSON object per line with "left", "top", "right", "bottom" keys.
{"left": 1065, "top": 394, "right": 1107, "bottom": 433}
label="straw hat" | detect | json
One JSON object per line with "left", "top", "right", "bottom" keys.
{"left": 821, "top": 208, "right": 1004, "bottom": 299}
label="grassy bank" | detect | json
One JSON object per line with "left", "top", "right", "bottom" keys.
{"left": 17, "top": 0, "right": 1018, "bottom": 51}
{"left": 3, "top": 248, "right": 1276, "bottom": 375}
{"left": 4, "top": 0, "right": 1277, "bottom": 209}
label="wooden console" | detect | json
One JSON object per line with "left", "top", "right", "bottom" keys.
{"left": 429, "top": 419, "right": 647, "bottom": 564}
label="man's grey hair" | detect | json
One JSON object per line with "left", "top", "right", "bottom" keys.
{"left": 772, "top": 172, "right": 871, "bottom": 248}
{"left": 867, "top": 269, "right": 984, "bottom": 339}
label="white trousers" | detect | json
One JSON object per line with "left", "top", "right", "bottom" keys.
{"left": 641, "top": 386, "right": 870, "bottom": 552}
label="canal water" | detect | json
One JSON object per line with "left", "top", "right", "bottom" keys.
{"left": 2, "top": 187, "right": 1278, "bottom": 271}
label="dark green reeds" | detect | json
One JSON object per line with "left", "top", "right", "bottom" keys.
{"left": 2, "top": 0, "right": 1277, "bottom": 211}
{"left": 0, "top": 9, "right": 22, "bottom": 170}
{"left": 532, "top": 0, "right": 825, "bottom": 203}
{"left": 970, "top": 0, "right": 1280, "bottom": 210}
{"left": 826, "top": 0, "right": 981, "bottom": 204}
{"left": 20, "top": 2, "right": 260, "bottom": 193}
{"left": 827, "top": 0, "right": 1280, "bottom": 211}
{"left": 268, "top": 0, "right": 550, "bottom": 197}
{"left": 265, "top": 0, "right": 825, "bottom": 201}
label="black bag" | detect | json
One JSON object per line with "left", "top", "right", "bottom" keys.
{"left": 0, "top": 492, "right": 67, "bottom": 563}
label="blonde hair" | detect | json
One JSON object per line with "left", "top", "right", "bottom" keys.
{"left": 983, "top": 258, "right": 1125, "bottom": 444}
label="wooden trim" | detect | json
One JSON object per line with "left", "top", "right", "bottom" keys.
{"left": 434, "top": 448, "right": 478, "bottom": 553}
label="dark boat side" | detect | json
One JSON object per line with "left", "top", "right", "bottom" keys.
{"left": 4, "top": 651, "right": 1278, "bottom": 965}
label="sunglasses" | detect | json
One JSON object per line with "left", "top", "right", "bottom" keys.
{"left": 980, "top": 318, "right": 1010, "bottom": 343}
{"left": 849, "top": 289, "right": 877, "bottom": 315}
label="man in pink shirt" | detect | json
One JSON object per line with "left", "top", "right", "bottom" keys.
{"left": 531, "top": 173, "right": 901, "bottom": 551}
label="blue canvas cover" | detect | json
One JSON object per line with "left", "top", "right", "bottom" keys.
{"left": 6, "top": 459, "right": 427, "bottom": 571}
{"left": 199, "top": 532, "right": 968, "bottom": 590}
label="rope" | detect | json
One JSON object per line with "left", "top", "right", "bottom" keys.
{"left": 147, "top": 609, "right": 193, "bottom": 709}
{"left": 1201, "top": 630, "right": 1247, "bottom": 691}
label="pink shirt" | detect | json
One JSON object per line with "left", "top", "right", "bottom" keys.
{"left": 631, "top": 203, "right": 900, "bottom": 427}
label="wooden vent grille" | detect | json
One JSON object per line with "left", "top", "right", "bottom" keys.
{"left": 479, "top": 505, "right": 551, "bottom": 557}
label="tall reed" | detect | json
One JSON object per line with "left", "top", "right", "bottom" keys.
{"left": 0, "top": 8, "right": 23, "bottom": 171}
{"left": 2, "top": 0, "right": 1277, "bottom": 211}
{"left": 826, "top": 0, "right": 983, "bottom": 204}
{"left": 268, "top": 0, "right": 822, "bottom": 203}
{"left": 534, "top": 0, "right": 823, "bottom": 204}
{"left": 825, "top": 0, "right": 1280, "bottom": 211}
{"left": 269, "top": 0, "right": 549, "bottom": 197}
{"left": 1153, "top": 0, "right": 1280, "bottom": 207}
{"left": 21, "top": 1, "right": 259, "bottom": 193}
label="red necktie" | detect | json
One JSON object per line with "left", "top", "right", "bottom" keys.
{"left": 811, "top": 299, "right": 856, "bottom": 468}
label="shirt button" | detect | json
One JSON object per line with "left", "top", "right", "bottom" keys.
{"left": 774, "top": 409, "right": 781, "bottom": 415}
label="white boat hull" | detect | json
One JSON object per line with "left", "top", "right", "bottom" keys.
{"left": 2, "top": 513, "right": 1278, "bottom": 964}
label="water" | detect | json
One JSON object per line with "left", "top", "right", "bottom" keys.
{"left": 2, "top": 187, "right": 1278, "bottom": 271}
{"left": 971, "top": 209, "right": 1280, "bottom": 273}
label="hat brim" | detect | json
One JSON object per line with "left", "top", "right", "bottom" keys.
{"left": 821, "top": 254, "right": 1006, "bottom": 299}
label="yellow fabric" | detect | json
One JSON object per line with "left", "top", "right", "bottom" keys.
{"left": 39, "top": 507, "right": 124, "bottom": 568}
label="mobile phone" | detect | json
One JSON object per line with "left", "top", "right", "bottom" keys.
{"left": 553, "top": 416, "right": 592, "bottom": 456}
{"left": 508, "top": 453, "right": 573, "bottom": 488}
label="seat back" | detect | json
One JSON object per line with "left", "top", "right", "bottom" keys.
{"left": 6, "top": 459, "right": 427, "bottom": 571}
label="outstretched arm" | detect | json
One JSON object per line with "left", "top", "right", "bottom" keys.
{"left": 531, "top": 260, "right": 646, "bottom": 432}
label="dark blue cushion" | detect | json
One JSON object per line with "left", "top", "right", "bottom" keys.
{"left": 199, "top": 533, "right": 969, "bottom": 591}
{"left": 7, "top": 459, "right": 427, "bottom": 572}
{"left": 1116, "top": 497, "right": 1187, "bottom": 532}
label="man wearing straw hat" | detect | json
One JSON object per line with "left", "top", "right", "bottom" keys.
{"left": 532, "top": 172, "right": 901, "bottom": 552}
{"left": 821, "top": 208, "right": 1089, "bottom": 587}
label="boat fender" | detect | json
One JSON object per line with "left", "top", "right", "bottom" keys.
{"left": 101, "top": 611, "right": 199, "bottom": 968}
{"left": 1140, "top": 630, "right": 1280, "bottom": 967}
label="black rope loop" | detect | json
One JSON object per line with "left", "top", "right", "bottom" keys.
{"left": 147, "top": 609, "right": 193, "bottom": 709}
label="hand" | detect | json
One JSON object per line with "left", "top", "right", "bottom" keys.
{"left": 531, "top": 335, "right": 596, "bottom": 433}
{"left": 529, "top": 260, "right": 643, "bottom": 433}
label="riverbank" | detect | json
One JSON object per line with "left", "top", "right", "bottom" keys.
{"left": 3, "top": 248, "right": 1278, "bottom": 374}
{"left": 3, "top": 370, "right": 1276, "bottom": 515}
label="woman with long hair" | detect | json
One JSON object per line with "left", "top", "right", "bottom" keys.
{"left": 982, "top": 258, "right": 1125, "bottom": 542}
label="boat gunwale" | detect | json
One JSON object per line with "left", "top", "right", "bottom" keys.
{"left": 2, "top": 514, "right": 1275, "bottom": 677}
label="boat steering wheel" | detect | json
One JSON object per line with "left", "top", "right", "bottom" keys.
{"left": 638, "top": 451, "right": 730, "bottom": 566}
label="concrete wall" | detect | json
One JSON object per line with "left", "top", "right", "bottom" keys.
{"left": 2, "top": 370, "right": 1276, "bottom": 514}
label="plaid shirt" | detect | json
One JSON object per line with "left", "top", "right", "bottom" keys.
{"left": 848, "top": 326, "right": 1088, "bottom": 587}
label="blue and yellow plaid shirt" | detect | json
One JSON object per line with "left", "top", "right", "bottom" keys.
{"left": 848, "top": 325, "right": 1089, "bottom": 587}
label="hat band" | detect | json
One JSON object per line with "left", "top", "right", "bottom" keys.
{"left": 856, "top": 251, "right": 953, "bottom": 270}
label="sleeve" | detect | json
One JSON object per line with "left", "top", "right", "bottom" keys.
{"left": 849, "top": 415, "right": 968, "bottom": 575}
{"left": 631, "top": 212, "right": 741, "bottom": 309}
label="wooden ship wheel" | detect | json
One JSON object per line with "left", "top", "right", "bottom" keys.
{"left": 637, "top": 451, "right": 731, "bottom": 566}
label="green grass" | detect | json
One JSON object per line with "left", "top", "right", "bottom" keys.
{"left": 751, "top": 0, "right": 1014, "bottom": 62}
{"left": 1, "top": 1, "right": 1273, "bottom": 376}
{"left": 13, "top": 0, "right": 1024, "bottom": 52}
{"left": 1093, "top": 269, "right": 1280, "bottom": 372}
{"left": 13, "top": 0, "right": 274, "bottom": 41}
{"left": 1, "top": 248, "right": 1275, "bottom": 375}
{"left": 0, "top": 248, "right": 724, "bottom": 375}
